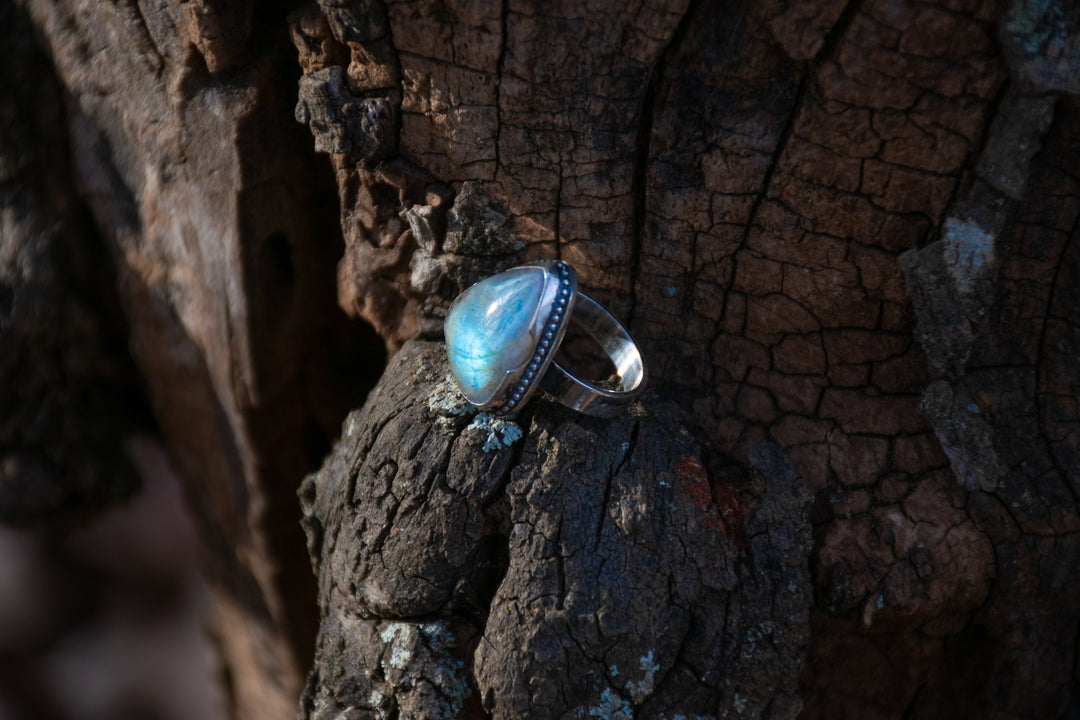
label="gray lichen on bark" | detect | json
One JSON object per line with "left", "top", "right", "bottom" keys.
{"left": 900, "top": 1, "right": 1073, "bottom": 491}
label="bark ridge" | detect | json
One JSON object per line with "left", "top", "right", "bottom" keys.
{"left": 300, "top": 341, "right": 814, "bottom": 719}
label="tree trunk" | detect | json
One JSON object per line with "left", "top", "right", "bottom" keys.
{"left": 2, "top": 0, "right": 1079, "bottom": 719}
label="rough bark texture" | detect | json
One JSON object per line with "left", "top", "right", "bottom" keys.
{"left": 5, "top": 0, "right": 382, "bottom": 716}
{"left": 2, "top": 0, "right": 1080, "bottom": 719}
{"left": 299, "top": 341, "right": 812, "bottom": 719}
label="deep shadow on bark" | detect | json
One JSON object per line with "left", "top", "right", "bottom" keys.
{"left": 0, "top": 1, "right": 146, "bottom": 523}
{"left": 2, "top": 0, "right": 384, "bottom": 716}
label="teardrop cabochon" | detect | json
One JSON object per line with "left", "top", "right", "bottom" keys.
{"left": 444, "top": 260, "right": 577, "bottom": 412}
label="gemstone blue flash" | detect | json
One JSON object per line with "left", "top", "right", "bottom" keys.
{"left": 445, "top": 259, "right": 645, "bottom": 417}
{"left": 444, "top": 266, "right": 546, "bottom": 405}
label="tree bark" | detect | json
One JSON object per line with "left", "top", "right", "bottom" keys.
{"left": 4, "top": 0, "right": 380, "bottom": 716}
{"left": 3, "top": 0, "right": 1079, "bottom": 719}
{"left": 298, "top": 341, "right": 813, "bottom": 718}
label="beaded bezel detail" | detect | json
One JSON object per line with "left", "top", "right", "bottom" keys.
{"left": 497, "top": 261, "right": 574, "bottom": 414}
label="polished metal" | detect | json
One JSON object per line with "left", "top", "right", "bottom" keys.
{"left": 444, "top": 260, "right": 646, "bottom": 418}
{"left": 538, "top": 291, "right": 647, "bottom": 417}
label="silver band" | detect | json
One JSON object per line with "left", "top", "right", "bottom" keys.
{"left": 539, "top": 291, "right": 647, "bottom": 417}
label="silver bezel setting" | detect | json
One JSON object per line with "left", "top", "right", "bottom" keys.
{"left": 481, "top": 260, "right": 576, "bottom": 415}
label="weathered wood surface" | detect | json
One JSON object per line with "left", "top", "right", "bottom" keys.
{"left": 299, "top": 341, "right": 812, "bottom": 719}
{"left": 0, "top": 3, "right": 142, "bottom": 522}
{"left": 2, "top": 0, "right": 1079, "bottom": 718}
{"left": 6, "top": 0, "right": 382, "bottom": 716}
{"left": 292, "top": 0, "right": 1080, "bottom": 717}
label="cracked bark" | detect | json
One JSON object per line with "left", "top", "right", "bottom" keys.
{"left": 3, "top": 0, "right": 1080, "bottom": 719}
{"left": 300, "top": 342, "right": 812, "bottom": 719}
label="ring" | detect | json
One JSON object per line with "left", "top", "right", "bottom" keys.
{"left": 444, "top": 260, "right": 647, "bottom": 418}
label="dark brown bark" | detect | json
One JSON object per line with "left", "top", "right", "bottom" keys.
{"left": 0, "top": 2, "right": 143, "bottom": 523}
{"left": 298, "top": 341, "right": 812, "bottom": 719}
{"left": 4, "top": 0, "right": 381, "bottom": 716}
{"left": 2, "top": 0, "right": 1079, "bottom": 719}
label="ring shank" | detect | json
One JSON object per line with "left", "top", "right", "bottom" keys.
{"left": 538, "top": 292, "right": 646, "bottom": 417}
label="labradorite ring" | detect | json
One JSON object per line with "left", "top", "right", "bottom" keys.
{"left": 444, "top": 260, "right": 647, "bottom": 418}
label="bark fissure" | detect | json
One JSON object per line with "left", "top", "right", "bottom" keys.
{"left": 1037, "top": 210, "right": 1080, "bottom": 509}
{"left": 626, "top": 0, "right": 704, "bottom": 331}
{"left": 493, "top": 0, "right": 509, "bottom": 182}
{"left": 554, "top": 162, "right": 563, "bottom": 261}
{"left": 715, "top": 69, "right": 810, "bottom": 350}
{"left": 813, "top": 0, "right": 862, "bottom": 65}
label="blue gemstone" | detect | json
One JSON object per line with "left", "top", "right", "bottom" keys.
{"left": 445, "top": 267, "right": 546, "bottom": 405}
